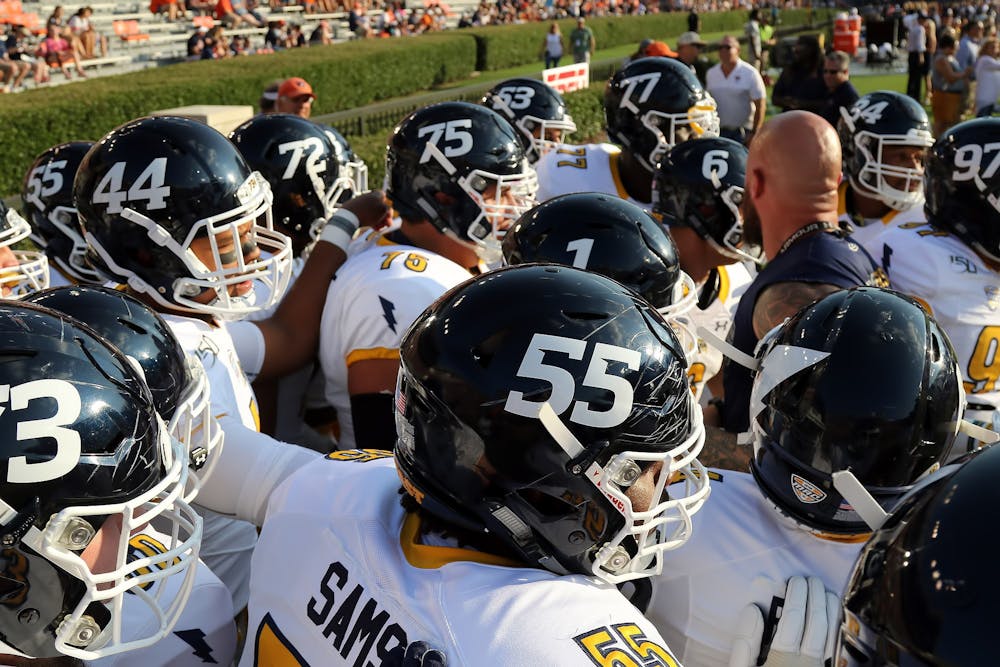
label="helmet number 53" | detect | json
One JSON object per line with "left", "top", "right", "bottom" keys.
{"left": 504, "top": 333, "right": 640, "bottom": 428}
{"left": 4, "top": 380, "right": 82, "bottom": 484}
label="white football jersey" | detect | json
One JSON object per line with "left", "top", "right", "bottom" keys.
{"left": 534, "top": 143, "right": 650, "bottom": 208}
{"left": 318, "top": 231, "right": 471, "bottom": 449}
{"left": 871, "top": 220, "right": 1000, "bottom": 410}
{"left": 836, "top": 183, "right": 925, "bottom": 254}
{"left": 683, "top": 262, "right": 754, "bottom": 400}
{"left": 647, "top": 471, "right": 861, "bottom": 667}
{"left": 241, "top": 451, "right": 681, "bottom": 667}
{"left": 86, "top": 527, "right": 237, "bottom": 667}
{"left": 161, "top": 314, "right": 262, "bottom": 612}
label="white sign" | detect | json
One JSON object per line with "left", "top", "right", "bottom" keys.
{"left": 542, "top": 62, "right": 590, "bottom": 94}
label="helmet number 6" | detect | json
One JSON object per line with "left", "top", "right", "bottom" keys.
{"left": 504, "top": 333, "right": 640, "bottom": 428}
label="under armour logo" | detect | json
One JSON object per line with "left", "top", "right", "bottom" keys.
{"left": 174, "top": 628, "right": 217, "bottom": 663}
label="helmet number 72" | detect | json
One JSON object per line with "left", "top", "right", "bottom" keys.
{"left": 504, "top": 333, "right": 640, "bottom": 428}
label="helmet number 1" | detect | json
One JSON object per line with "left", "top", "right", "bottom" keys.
{"left": 504, "top": 333, "right": 640, "bottom": 428}
{"left": 92, "top": 159, "right": 171, "bottom": 214}
{"left": 3, "top": 380, "right": 82, "bottom": 484}
{"left": 565, "top": 238, "right": 594, "bottom": 269}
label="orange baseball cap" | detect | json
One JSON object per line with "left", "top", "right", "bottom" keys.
{"left": 278, "top": 77, "right": 315, "bottom": 100}
{"left": 644, "top": 41, "right": 677, "bottom": 57}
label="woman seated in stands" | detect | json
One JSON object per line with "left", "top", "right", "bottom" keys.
{"left": 201, "top": 25, "right": 231, "bottom": 57}
{"left": 36, "top": 24, "right": 85, "bottom": 79}
{"left": 68, "top": 7, "right": 108, "bottom": 58}
{"left": 215, "top": 0, "right": 263, "bottom": 28}
{"left": 151, "top": 0, "right": 189, "bottom": 22}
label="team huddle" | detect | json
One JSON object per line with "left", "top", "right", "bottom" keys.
{"left": 0, "top": 54, "right": 995, "bottom": 666}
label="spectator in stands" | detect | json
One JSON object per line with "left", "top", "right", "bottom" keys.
{"left": 744, "top": 7, "right": 762, "bottom": 69}
{"left": 5, "top": 26, "right": 41, "bottom": 85}
{"left": 975, "top": 38, "right": 1000, "bottom": 116}
{"left": 569, "top": 16, "right": 594, "bottom": 63}
{"left": 68, "top": 7, "right": 107, "bottom": 59}
{"left": 932, "top": 32, "right": 972, "bottom": 135}
{"left": 187, "top": 24, "right": 207, "bottom": 58}
{"left": 230, "top": 33, "right": 250, "bottom": 54}
{"left": 675, "top": 30, "right": 709, "bottom": 85}
{"left": 907, "top": 12, "right": 929, "bottom": 102}
{"left": 309, "top": 19, "right": 333, "bottom": 44}
{"left": 46, "top": 5, "right": 68, "bottom": 37}
{"left": 37, "top": 24, "right": 85, "bottom": 79}
{"left": 264, "top": 20, "right": 285, "bottom": 49}
{"left": 287, "top": 22, "right": 306, "bottom": 48}
{"left": 707, "top": 33, "right": 766, "bottom": 144}
{"left": 275, "top": 76, "right": 315, "bottom": 118}
{"left": 201, "top": 25, "right": 230, "bottom": 58}
{"left": 772, "top": 33, "right": 825, "bottom": 113}
{"left": 541, "top": 22, "right": 564, "bottom": 68}
{"left": 216, "top": 0, "right": 263, "bottom": 28}
{"left": 0, "top": 28, "right": 31, "bottom": 92}
{"left": 155, "top": 0, "right": 189, "bottom": 22}
{"left": 259, "top": 78, "right": 281, "bottom": 112}
{"left": 958, "top": 20, "right": 983, "bottom": 114}
{"left": 644, "top": 40, "right": 676, "bottom": 58}
{"left": 187, "top": 0, "right": 215, "bottom": 16}
{"left": 815, "top": 50, "right": 859, "bottom": 127}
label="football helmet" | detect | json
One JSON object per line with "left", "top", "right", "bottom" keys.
{"left": 501, "top": 192, "right": 697, "bottom": 317}
{"left": 385, "top": 101, "right": 537, "bottom": 262}
{"left": 23, "top": 286, "right": 221, "bottom": 502}
{"left": 320, "top": 124, "right": 369, "bottom": 200}
{"left": 0, "top": 198, "right": 48, "bottom": 298}
{"left": 0, "top": 301, "right": 200, "bottom": 660}
{"left": 653, "top": 137, "right": 760, "bottom": 264}
{"left": 230, "top": 114, "right": 353, "bottom": 256}
{"left": 749, "top": 287, "right": 962, "bottom": 539}
{"left": 925, "top": 117, "right": 1000, "bottom": 264}
{"left": 605, "top": 57, "right": 720, "bottom": 173}
{"left": 75, "top": 116, "right": 293, "bottom": 320}
{"left": 481, "top": 78, "right": 578, "bottom": 163}
{"left": 394, "top": 264, "right": 708, "bottom": 584}
{"left": 837, "top": 444, "right": 1000, "bottom": 667}
{"left": 838, "top": 91, "right": 933, "bottom": 212}
{"left": 21, "top": 141, "right": 102, "bottom": 284}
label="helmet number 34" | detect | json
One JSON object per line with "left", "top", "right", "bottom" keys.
{"left": 504, "top": 333, "right": 640, "bottom": 428}
{"left": 3, "top": 379, "right": 82, "bottom": 484}
{"left": 92, "top": 158, "right": 171, "bottom": 214}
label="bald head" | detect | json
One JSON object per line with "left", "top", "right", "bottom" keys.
{"left": 743, "top": 111, "right": 842, "bottom": 258}
{"left": 751, "top": 111, "right": 841, "bottom": 204}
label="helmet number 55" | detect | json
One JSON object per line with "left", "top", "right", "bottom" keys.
{"left": 504, "top": 333, "right": 640, "bottom": 428}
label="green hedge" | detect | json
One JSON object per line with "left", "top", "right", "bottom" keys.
{"left": 0, "top": 8, "right": 831, "bottom": 196}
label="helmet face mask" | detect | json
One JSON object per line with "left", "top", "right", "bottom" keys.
{"left": 851, "top": 128, "right": 932, "bottom": 210}
{"left": 169, "top": 355, "right": 222, "bottom": 501}
{"left": 393, "top": 264, "right": 709, "bottom": 584}
{"left": 0, "top": 302, "right": 201, "bottom": 660}
{"left": 78, "top": 116, "right": 294, "bottom": 321}
{"left": 0, "top": 204, "right": 49, "bottom": 298}
{"left": 641, "top": 102, "right": 721, "bottom": 169}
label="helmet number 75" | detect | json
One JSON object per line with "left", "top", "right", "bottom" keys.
{"left": 504, "top": 333, "right": 640, "bottom": 428}
{"left": 953, "top": 142, "right": 1000, "bottom": 182}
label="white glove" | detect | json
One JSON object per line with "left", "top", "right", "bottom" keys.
{"left": 729, "top": 576, "right": 839, "bottom": 667}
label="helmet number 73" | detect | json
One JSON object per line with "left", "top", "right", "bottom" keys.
{"left": 2, "top": 380, "right": 82, "bottom": 484}
{"left": 504, "top": 333, "right": 640, "bottom": 428}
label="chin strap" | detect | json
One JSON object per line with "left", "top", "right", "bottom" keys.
{"left": 696, "top": 325, "right": 758, "bottom": 370}
{"left": 830, "top": 470, "right": 888, "bottom": 531}
{"left": 957, "top": 418, "right": 1000, "bottom": 444}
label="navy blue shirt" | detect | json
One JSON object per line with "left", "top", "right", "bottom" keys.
{"left": 721, "top": 231, "right": 880, "bottom": 432}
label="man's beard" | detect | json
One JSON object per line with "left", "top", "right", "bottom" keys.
{"left": 742, "top": 195, "right": 763, "bottom": 248}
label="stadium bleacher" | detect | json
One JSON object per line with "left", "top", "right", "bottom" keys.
{"left": 10, "top": 0, "right": 474, "bottom": 86}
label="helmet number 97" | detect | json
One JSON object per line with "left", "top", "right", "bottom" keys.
{"left": 418, "top": 119, "right": 474, "bottom": 164}
{"left": 952, "top": 143, "right": 1000, "bottom": 182}
{"left": 2, "top": 380, "right": 82, "bottom": 484}
{"left": 496, "top": 86, "right": 536, "bottom": 110}
{"left": 92, "top": 159, "right": 171, "bottom": 214}
{"left": 25, "top": 159, "right": 68, "bottom": 209}
{"left": 504, "top": 333, "right": 640, "bottom": 428}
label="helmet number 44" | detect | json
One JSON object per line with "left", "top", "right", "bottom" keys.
{"left": 504, "top": 333, "right": 640, "bottom": 428}
{"left": 2, "top": 379, "right": 82, "bottom": 484}
{"left": 91, "top": 158, "right": 171, "bottom": 214}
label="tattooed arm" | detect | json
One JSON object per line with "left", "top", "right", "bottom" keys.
{"left": 700, "top": 425, "right": 753, "bottom": 472}
{"left": 752, "top": 281, "right": 842, "bottom": 339}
